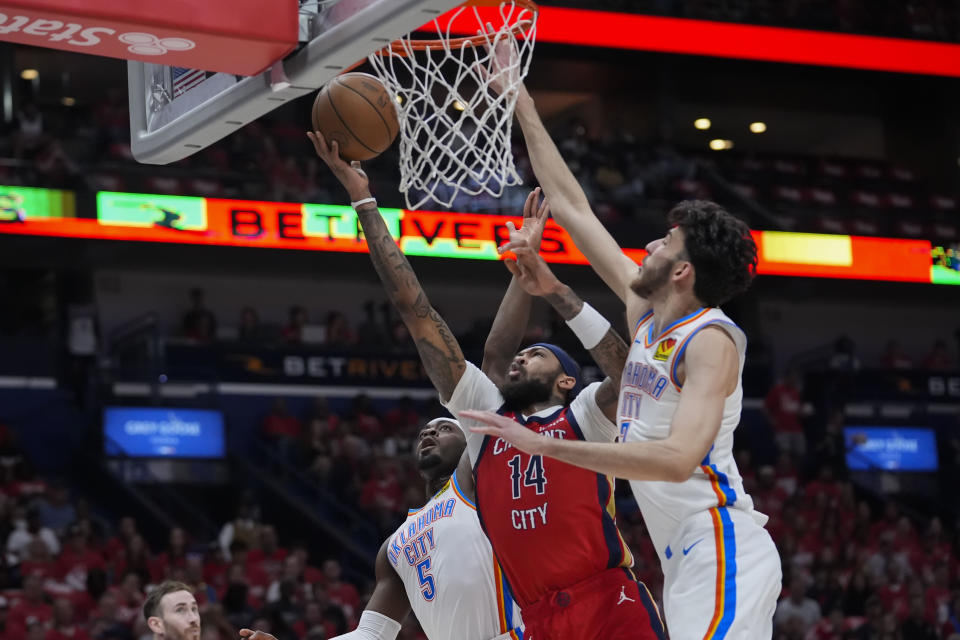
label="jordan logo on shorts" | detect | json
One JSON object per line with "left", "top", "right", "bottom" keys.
{"left": 617, "top": 586, "right": 636, "bottom": 605}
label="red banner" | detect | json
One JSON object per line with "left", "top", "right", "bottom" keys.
{"left": 0, "top": 0, "right": 296, "bottom": 75}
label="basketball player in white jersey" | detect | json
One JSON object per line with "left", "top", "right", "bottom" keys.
{"left": 469, "top": 45, "right": 782, "bottom": 639}
{"left": 240, "top": 417, "right": 521, "bottom": 640}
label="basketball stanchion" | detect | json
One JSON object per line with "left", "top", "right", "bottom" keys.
{"left": 367, "top": 0, "right": 539, "bottom": 210}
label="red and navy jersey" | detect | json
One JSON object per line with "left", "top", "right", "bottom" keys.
{"left": 473, "top": 403, "right": 634, "bottom": 607}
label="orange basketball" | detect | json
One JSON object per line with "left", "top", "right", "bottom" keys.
{"left": 311, "top": 72, "right": 399, "bottom": 162}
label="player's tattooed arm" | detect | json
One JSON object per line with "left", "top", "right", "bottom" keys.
{"left": 482, "top": 188, "right": 547, "bottom": 386}
{"left": 308, "top": 130, "right": 466, "bottom": 401}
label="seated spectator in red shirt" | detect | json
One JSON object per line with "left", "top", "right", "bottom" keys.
{"left": 247, "top": 525, "right": 287, "bottom": 581}
{"left": 808, "top": 607, "right": 846, "bottom": 640}
{"left": 84, "top": 591, "right": 127, "bottom": 640}
{"left": 324, "top": 312, "right": 356, "bottom": 349}
{"left": 870, "top": 502, "right": 902, "bottom": 541}
{"left": 56, "top": 526, "right": 105, "bottom": 592}
{"left": 764, "top": 369, "right": 805, "bottom": 456}
{"left": 320, "top": 559, "right": 359, "bottom": 619}
{"left": 922, "top": 338, "right": 954, "bottom": 370}
{"left": 222, "top": 578, "right": 256, "bottom": 631}
{"left": 805, "top": 466, "right": 842, "bottom": 504}
{"left": 261, "top": 399, "right": 303, "bottom": 465}
{"left": 155, "top": 527, "right": 189, "bottom": 582}
{"left": 349, "top": 395, "right": 382, "bottom": 441}
{"left": 109, "top": 572, "right": 144, "bottom": 626}
{"left": 21, "top": 538, "right": 58, "bottom": 582}
{"left": 292, "top": 600, "right": 330, "bottom": 640}
{"left": 45, "top": 597, "right": 90, "bottom": 640}
{"left": 8, "top": 573, "right": 53, "bottom": 636}
{"left": 113, "top": 534, "right": 154, "bottom": 587}
{"left": 383, "top": 396, "right": 420, "bottom": 436}
{"left": 358, "top": 460, "right": 403, "bottom": 518}
{"left": 226, "top": 541, "right": 269, "bottom": 603}
{"left": 102, "top": 517, "right": 138, "bottom": 566}
{"left": 288, "top": 544, "right": 324, "bottom": 585}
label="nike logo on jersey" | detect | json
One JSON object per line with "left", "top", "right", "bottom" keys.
{"left": 617, "top": 586, "right": 636, "bottom": 605}
{"left": 683, "top": 539, "right": 704, "bottom": 555}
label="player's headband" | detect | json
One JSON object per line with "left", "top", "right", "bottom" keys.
{"left": 528, "top": 342, "right": 585, "bottom": 397}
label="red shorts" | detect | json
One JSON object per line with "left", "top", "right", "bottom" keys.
{"left": 520, "top": 568, "right": 666, "bottom": 640}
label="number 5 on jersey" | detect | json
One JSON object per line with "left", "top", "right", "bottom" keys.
{"left": 416, "top": 557, "right": 436, "bottom": 601}
{"left": 508, "top": 454, "right": 547, "bottom": 499}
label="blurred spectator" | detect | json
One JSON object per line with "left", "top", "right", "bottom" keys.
{"left": 261, "top": 399, "right": 303, "bottom": 464}
{"left": 57, "top": 525, "right": 106, "bottom": 593}
{"left": 47, "top": 597, "right": 90, "bottom": 640}
{"left": 36, "top": 484, "right": 77, "bottom": 537}
{"left": 764, "top": 369, "right": 805, "bottom": 456}
{"left": 85, "top": 590, "right": 131, "bottom": 640}
{"left": 881, "top": 339, "right": 914, "bottom": 370}
{"left": 774, "top": 575, "right": 821, "bottom": 635}
{"left": 182, "top": 289, "right": 217, "bottom": 343}
{"left": 113, "top": 535, "right": 153, "bottom": 587}
{"left": 828, "top": 335, "right": 861, "bottom": 371}
{"left": 901, "top": 594, "right": 938, "bottom": 640}
{"left": 324, "top": 312, "right": 355, "bottom": 349}
{"left": 282, "top": 307, "right": 309, "bottom": 344}
{"left": 104, "top": 518, "right": 139, "bottom": 567}
{"left": 8, "top": 573, "right": 53, "bottom": 636}
{"left": 922, "top": 338, "right": 954, "bottom": 370}
{"left": 349, "top": 395, "right": 381, "bottom": 441}
{"left": 14, "top": 103, "right": 44, "bottom": 158}
{"left": 320, "top": 560, "right": 358, "bottom": 620}
{"left": 7, "top": 507, "right": 60, "bottom": 565}
{"left": 155, "top": 528, "right": 189, "bottom": 582}
{"left": 221, "top": 578, "right": 255, "bottom": 631}
{"left": 219, "top": 495, "right": 262, "bottom": 562}
{"left": 238, "top": 307, "right": 263, "bottom": 345}
{"left": 259, "top": 580, "right": 301, "bottom": 640}
{"left": 248, "top": 525, "right": 287, "bottom": 580}
{"left": 383, "top": 397, "right": 420, "bottom": 436}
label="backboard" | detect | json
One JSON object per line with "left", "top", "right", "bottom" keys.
{"left": 128, "top": 0, "right": 462, "bottom": 164}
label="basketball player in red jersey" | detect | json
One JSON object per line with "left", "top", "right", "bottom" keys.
{"left": 308, "top": 130, "right": 664, "bottom": 640}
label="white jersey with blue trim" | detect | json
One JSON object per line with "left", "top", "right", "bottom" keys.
{"left": 617, "top": 307, "right": 767, "bottom": 565}
{"left": 386, "top": 472, "right": 523, "bottom": 640}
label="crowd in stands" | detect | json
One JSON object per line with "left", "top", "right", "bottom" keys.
{"left": 1, "top": 341, "right": 960, "bottom": 639}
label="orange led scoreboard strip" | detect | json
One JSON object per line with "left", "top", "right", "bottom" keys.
{"left": 0, "top": 189, "right": 956, "bottom": 286}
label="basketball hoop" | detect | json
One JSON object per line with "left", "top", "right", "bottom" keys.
{"left": 368, "top": 0, "right": 538, "bottom": 210}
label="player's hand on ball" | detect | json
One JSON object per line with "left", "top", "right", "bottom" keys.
{"left": 460, "top": 410, "right": 549, "bottom": 455}
{"left": 238, "top": 629, "right": 277, "bottom": 640}
{"left": 307, "top": 130, "right": 371, "bottom": 201}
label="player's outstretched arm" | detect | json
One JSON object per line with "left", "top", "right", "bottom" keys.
{"left": 481, "top": 188, "right": 548, "bottom": 386}
{"left": 308, "top": 131, "right": 465, "bottom": 401}
{"left": 460, "top": 327, "right": 738, "bottom": 482}
{"left": 499, "top": 218, "right": 628, "bottom": 421}
{"left": 485, "top": 40, "right": 640, "bottom": 313}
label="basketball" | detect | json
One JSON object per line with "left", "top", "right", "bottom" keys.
{"left": 311, "top": 72, "right": 399, "bottom": 162}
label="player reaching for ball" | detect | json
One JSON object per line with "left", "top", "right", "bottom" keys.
{"left": 470, "top": 38, "right": 783, "bottom": 640}
{"left": 307, "top": 130, "right": 665, "bottom": 640}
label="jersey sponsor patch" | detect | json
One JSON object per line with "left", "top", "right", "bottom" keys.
{"left": 653, "top": 338, "right": 677, "bottom": 362}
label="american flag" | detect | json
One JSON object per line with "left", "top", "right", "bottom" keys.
{"left": 172, "top": 67, "right": 206, "bottom": 97}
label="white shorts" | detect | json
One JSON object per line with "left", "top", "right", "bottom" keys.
{"left": 661, "top": 507, "right": 781, "bottom": 639}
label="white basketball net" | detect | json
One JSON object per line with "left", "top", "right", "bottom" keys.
{"left": 368, "top": 1, "right": 537, "bottom": 210}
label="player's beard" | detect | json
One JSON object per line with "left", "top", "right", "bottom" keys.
{"left": 630, "top": 256, "right": 675, "bottom": 298}
{"left": 161, "top": 625, "right": 200, "bottom": 640}
{"left": 500, "top": 375, "right": 555, "bottom": 412}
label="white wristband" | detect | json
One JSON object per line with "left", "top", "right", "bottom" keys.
{"left": 328, "top": 610, "right": 401, "bottom": 640}
{"left": 351, "top": 197, "right": 377, "bottom": 210}
{"left": 566, "top": 302, "right": 610, "bottom": 350}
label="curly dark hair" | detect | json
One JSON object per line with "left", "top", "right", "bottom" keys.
{"left": 667, "top": 200, "right": 757, "bottom": 307}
